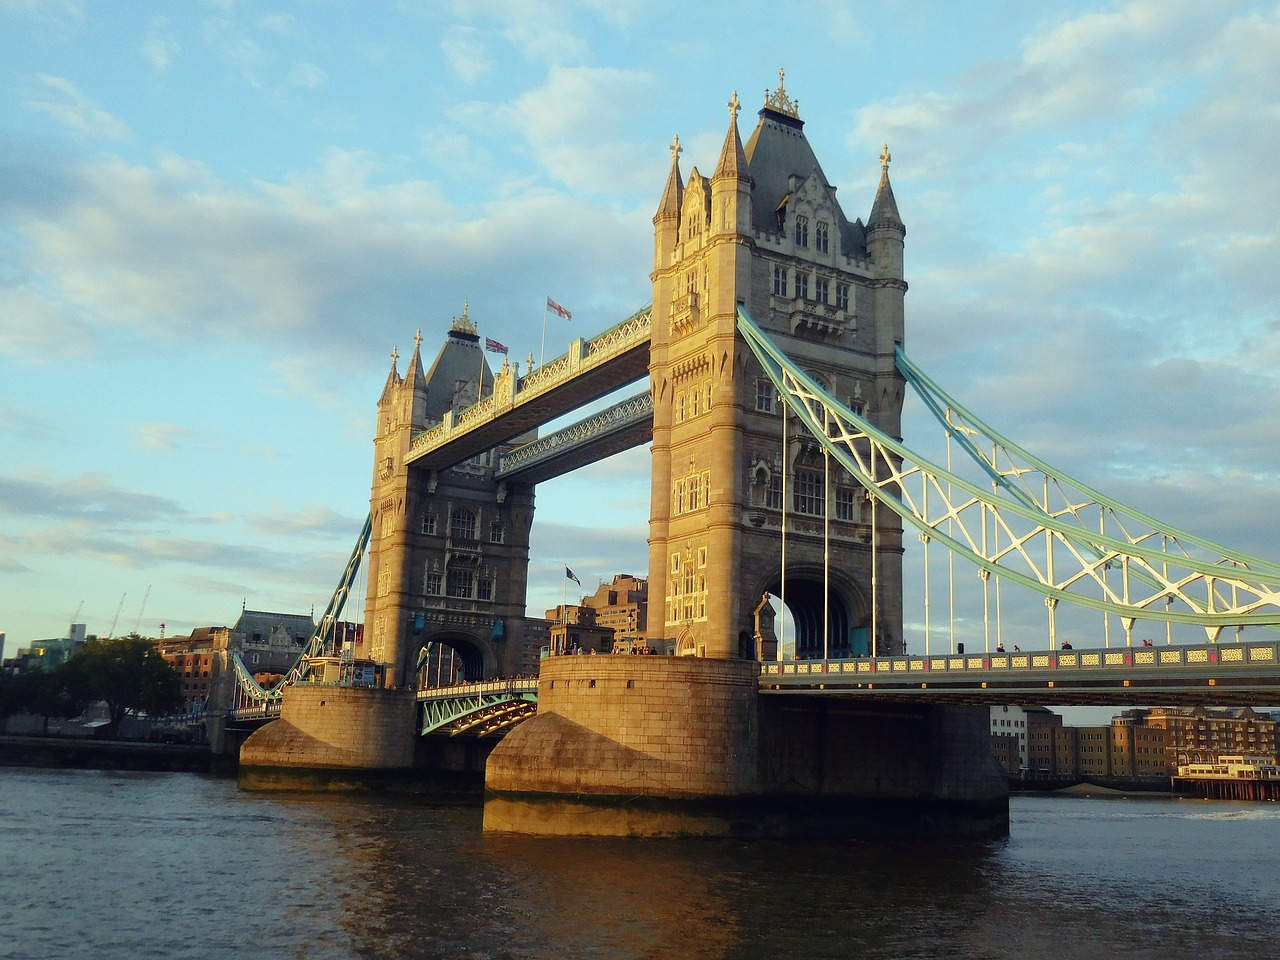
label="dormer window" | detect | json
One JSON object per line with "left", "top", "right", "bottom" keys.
{"left": 816, "top": 222, "right": 829, "bottom": 253}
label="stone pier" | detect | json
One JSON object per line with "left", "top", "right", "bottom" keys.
{"left": 483, "top": 656, "right": 1007, "bottom": 838}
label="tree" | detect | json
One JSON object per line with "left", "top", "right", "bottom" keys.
{"left": 63, "top": 634, "right": 184, "bottom": 736}
{"left": 0, "top": 666, "right": 84, "bottom": 733}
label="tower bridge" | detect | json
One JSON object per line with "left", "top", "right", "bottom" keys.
{"left": 238, "top": 77, "right": 1280, "bottom": 839}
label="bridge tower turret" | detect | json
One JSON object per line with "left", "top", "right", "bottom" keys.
{"left": 363, "top": 311, "right": 538, "bottom": 690}
{"left": 646, "top": 75, "right": 906, "bottom": 661}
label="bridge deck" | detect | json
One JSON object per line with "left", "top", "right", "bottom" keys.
{"left": 762, "top": 640, "right": 1280, "bottom": 706}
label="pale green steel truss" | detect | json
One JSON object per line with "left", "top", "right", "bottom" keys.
{"left": 737, "top": 306, "right": 1280, "bottom": 640}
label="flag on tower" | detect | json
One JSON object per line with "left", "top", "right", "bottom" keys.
{"left": 546, "top": 296, "right": 571, "bottom": 320}
{"left": 565, "top": 566, "right": 581, "bottom": 585}
{"left": 484, "top": 337, "right": 508, "bottom": 355}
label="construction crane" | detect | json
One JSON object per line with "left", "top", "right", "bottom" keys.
{"left": 107, "top": 593, "right": 126, "bottom": 638}
{"left": 132, "top": 585, "right": 151, "bottom": 633}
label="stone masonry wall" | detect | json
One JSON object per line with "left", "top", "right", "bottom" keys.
{"left": 486, "top": 656, "right": 760, "bottom": 798}
{"left": 239, "top": 685, "right": 416, "bottom": 770}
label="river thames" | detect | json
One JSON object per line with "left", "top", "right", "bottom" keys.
{"left": 1, "top": 767, "right": 1277, "bottom": 960}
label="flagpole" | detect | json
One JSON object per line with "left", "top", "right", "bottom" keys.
{"left": 541, "top": 301, "right": 548, "bottom": 367}
{"left": 478, "top": 336, "right": 485, "bottom": 403}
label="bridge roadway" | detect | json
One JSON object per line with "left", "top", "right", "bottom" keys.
{"left": 409, "top": 639, "right": 1280, "bottom": 735}
{"left": 759, "top": 638, "right": 1280, "bottom": 706}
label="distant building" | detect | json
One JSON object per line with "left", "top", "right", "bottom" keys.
{"left": 994, "top": 704, "right": 1278, "bottom": 782}
{"left": 156, "top": 608, "right": 316, "bottom": 710}
{"left": 1141, "top": 706, "right": 1277, "bottom": 769}
{"left": 544, "top": 574, "right": 651, "bottom": 655}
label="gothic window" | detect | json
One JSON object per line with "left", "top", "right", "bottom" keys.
{"left": 425, "top": 572, "right": 442, "bottom": 595}
{"left": 421, "top": 513, "right": 437, "bottom": 536}
{"left": 677, "top": 392, "right": 687, "bottom": 423}
{"left": 476, "top": 578, "right": 494, "bottom": 601}
{"left": 816, "top": 221, "right": 829, "bottom": 253}
{"left": 847, "top": 397, "right": 867, "bottom": 417}
{"left": 489, "top": 521, "right": 504, "bottom": 544}
{"left": 755, "top": 379, "right": 775, "bottom": 413}
{"left": 815, "top": 278, "right": 829, "bottom": 304}
{"left": 449, "top": 508, "right": 477, "bottom": 541}
{"left": 793, "top": 469, "right": 824, "bottom": 516}
{"left": 766, "top": 472, "right": 783, "bottom": 510}
{"left": 377, "top": 568, "right": 392, "bottom": 597}
{"left": 795, "top": 215, "right": 809, "bottom": 248}
{"left": 697, "top": 546, "right": 708, "bottom": 567}
{"left": 691, "top": 387, "right": 700, "bottom": 417}
{"left": 836, "top": 283, "right": 850, "bottom": 311}
{"left": 835, "top": 486, "right": 859, "bottom": 522}
{"left": 796, "top": 272, "right": 810, "bottom": 300}
{"left": 446, "top": 568, "right": 473, "bottom": 599}
{"left": 773, "top": 266, "right": 788, "bottom": 297}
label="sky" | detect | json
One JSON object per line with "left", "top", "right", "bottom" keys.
{"left": 2, "top": 0, "right": 1280, "bottom": 667}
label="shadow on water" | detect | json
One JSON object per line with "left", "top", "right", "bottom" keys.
{"left": 275, "top": 791, "right": 1005, "bottom": 960}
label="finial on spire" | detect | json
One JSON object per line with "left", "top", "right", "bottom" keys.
{"left": 390, "top": 345, "right": 399, "bottom": 366}
{"left": 451, "top": 300, "right": 477, "bottom": 335}
{"left": 413, "top": 328, "right": 422, "bottom": 352}
{"left": 728, "top": 91, "right": 740, "bottom": 121}
{"left": 670, "top": 134, "right": 682, "bottom": 162}
{"left": 880, "top": 143, "right": 892, "bottom": 170}
{"left": 763, "top": 67, "right": 799, "bottom": 118}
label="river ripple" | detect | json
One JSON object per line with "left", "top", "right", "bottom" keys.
{"left": 1, "top": 768, "right": 1277, "bottom": 960}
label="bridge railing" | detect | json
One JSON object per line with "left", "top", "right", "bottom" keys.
{"left": 760, "top": 639, "right": 1279, "bottom": 683}
{"left": 417, "top": 677, "right": 538, "bottom": 701}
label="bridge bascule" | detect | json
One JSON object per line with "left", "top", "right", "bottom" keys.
{"left": 237, "top": 78, "right": 1280, "bottom": 837}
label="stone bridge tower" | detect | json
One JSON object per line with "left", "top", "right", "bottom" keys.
{"left": 647, "top": 75, "right": 907, "bottom": 662}
{"left": 363, "top": 308, "right": 537, "bottom": 688}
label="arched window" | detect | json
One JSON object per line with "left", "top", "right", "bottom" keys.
{"left": 794, "top": 215, "right": 809, "bottom": 248}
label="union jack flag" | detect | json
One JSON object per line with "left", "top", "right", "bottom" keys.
{"left": 484, "top": 337, "right": 508, "bottom": 355}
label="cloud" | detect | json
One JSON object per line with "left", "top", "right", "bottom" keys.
{"left": 133, "top": 423, "right": 195, "bottom": 451}
{"left": 0, "top": 0, "right": 81, "bottom": 19}
{"left": 140, "top": 17, "right": 181, "bottom": 70}
{"left": 289, "top": 61, "right": 325, "bottom": 88}
{"left": 441, "top": 25, "right": 492, "bottom": 83}
{"left": 490, "top": 65, "right": 662, "bottom": 194}
{"left": 0, "top": 139, "right": 651, "bottom": 369}
{"left": 24, "top": 76, "right": 130, "bottom": 140}
{"left": 0, "top": 472, "right": 191, "bottom": 523}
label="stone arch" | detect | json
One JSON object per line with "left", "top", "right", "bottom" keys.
{"left": 761, "top": 563, "right": 869, "bottom": 660}
{"left": 407, "top": 628, "right": 497, "bottom": 689}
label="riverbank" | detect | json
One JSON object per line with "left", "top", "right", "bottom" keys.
{"left": 0, "top": 734, "right": 224, "bottom": 773}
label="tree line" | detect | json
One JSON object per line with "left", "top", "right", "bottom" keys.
{"left": 0, "top": 634, "right": 184, "bottom": 736}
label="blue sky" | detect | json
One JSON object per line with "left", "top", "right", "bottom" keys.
{"left": 2, "top": 0, "right": 1280, "bottom": 657}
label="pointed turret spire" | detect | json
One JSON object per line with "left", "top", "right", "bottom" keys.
{"left": 868, "top": 143, "right": 903, "bottom": 229}
{"left": 714, "top": 91, "right": 749, "bottom": 181}
{"left": 654, "top": 134, "right": 684, "bottom": 221}
{"left": 378, "top": 344, "right": 402, "bottom": 404}
{"left": 403, "top": 327, "right": 426, "bottom": 389}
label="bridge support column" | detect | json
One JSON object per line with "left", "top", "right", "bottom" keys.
{"left": 238, "top": 685, "right": 416, "bottom": 790}
{"left": 483, "top": 657, "right": 1007, "bottom": 838}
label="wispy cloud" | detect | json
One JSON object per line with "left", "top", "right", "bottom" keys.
{"left": 25, "top": 75, "right": 129, "bottom": 139}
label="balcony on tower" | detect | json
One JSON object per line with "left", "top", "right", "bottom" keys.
{"left": 784, "top": 297, "right": 852, "bottom": 342}
{"left": 670, "top": 292, "right": 700, "bottom": 336}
